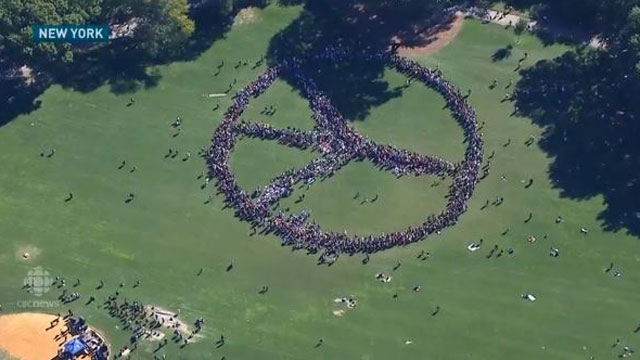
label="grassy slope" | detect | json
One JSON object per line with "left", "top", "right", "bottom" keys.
{"left": 0, "top": 5, "right": 639, "bottom": 360}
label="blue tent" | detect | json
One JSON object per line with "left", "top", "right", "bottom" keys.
{"left": 63, "top": 338, "right": 86, "bottom": 357}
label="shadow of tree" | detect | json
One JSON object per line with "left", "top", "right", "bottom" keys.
{"left": 491, "top": 0, "right": 625, "bottom": 33}
{"left": 0, "top": 3, "right": 245, "bottom": 128}
{"left": 492, "top": 45, "right": 513, "bottom": 61}
{"left": 48, "top": 40, "right": 161, "bottom": 95}
{"left": 0, "top": 77, "right": 45, "bottom": 128}
{"left": 514, "top": 49, "right": 640, "bottom": 237}
{"left": 529, "top": 19, "right": 602, "bottom": 48}
{"left": 267, "top": 0, "right": 456, "bottom": 121}
{"left": 276, "top": 0, "right": 304, "bottom": 5}
{"left": 52, "top": 7, "right": 235, "bottom": 95}
{"left": 487, "top": 0, "right": 635, "bottom": 48}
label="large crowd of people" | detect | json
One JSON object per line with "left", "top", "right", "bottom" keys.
{"left": 207, "top": 45, "right": 483, "bottom": 258}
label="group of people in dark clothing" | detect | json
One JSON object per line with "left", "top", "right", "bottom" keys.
{"left": 206, "top": 45, "right": 483, "bottom": 259}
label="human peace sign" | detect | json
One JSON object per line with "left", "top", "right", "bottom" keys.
{"left": 207, "top": 46, "right": 483, "bottom": 259}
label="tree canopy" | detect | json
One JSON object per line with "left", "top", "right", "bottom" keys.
{"left": 513, "top": 4, "right": 640, "bottom": 236}
{"left": 0, "top": 0, "right": 197, "bottom": 67}
{"left": 125, "top": 0, "right": 195, "bottom": 60}
{"left": 491, "top": 0, "right": 640, "bottom": 34}
{"left": 0, "top": 0, "right": 103, "bottom": 66}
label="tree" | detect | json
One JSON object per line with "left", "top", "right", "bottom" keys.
{"left": 0, "top": 0, "right": 103, "bottom": 67}
{"left": 514, "top": 18, "right": 528, "bottom": 35}
{"left": 492, "top": 0, "right": 638, "bottom": 34}
{"left": 513, "top": 18, "right": 528, "bottom": 43}
{"left": 0, "top": 0, "right": 201, "bottom": 67}
{"left": 474, "top": 0, "right": 491, "bottom": 10}
{"left": 619, "top": 6, "right": 640, "bottom": 74}
{"left": 125, "top": 0, "right": 195, "bottom": 60}
{"left": 267, "top": 0, "right": 463, "bottom": 121}
{"left": 198, "top": 0, "right": 234, "bottom": 16}
{"left": 513, "top": 4, "right": 640, "bottom": 237}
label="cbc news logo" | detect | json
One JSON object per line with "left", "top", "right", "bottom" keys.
{"left": 23, "top": 266, "right": 53, "bottom": 297}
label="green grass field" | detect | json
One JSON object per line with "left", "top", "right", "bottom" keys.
{"left": 1, "top": 4, "right": 639, "bottom": 360}
{"left": 0, "top": 350, "right": 17, "bottom": 360}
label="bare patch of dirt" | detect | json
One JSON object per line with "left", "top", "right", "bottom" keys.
{"left": 233, "top": 7, "right": 260, "bottom": 27}
{"left": 142, "top": 306, "right": 203, "bottom": 343}
{"left": 0, "top": 313, "right": 93, "bottom": 360}
{"left": 394, "top": 12, "right": 465, "bottom": 57}
{"left": 14, "top": 245, "right": 41, "bottom": 262}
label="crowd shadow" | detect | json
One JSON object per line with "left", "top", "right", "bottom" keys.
{"left": 514, "top": 49, "right": 640, "bottom": 237}
{"left": 267, "top": 0, "right": 455, "bottom": 121}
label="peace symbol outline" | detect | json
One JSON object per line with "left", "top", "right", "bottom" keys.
{"left": 207, "top": 46, "right": 484, "bottom": 258}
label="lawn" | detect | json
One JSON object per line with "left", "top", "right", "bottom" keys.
{"left": 0, "top": 4, "right": 639, "bottom": 360}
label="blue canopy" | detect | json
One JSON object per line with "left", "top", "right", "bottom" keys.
{"left": 63, "top": 338, "right": 86, "bottom": 356}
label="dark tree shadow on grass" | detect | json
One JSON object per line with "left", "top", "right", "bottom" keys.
{"left": 514, "top": 49, "right": 640, "bottom": 237}
{"left": 277, "top": 0, "right": 304, "bottom": 5}
{"left": 0, "top": 76, "right": 45, "bottom": 128}
{"left": 0, "top": 4, "right": 243, "bottom": 128}
{"left": 484, "top": 0, "right": 616, "bottom": 48}
{"left": 528, "top": 18, "right": 607, "bottom": 49}
{"left": 492, "top": 45, "right": 513, "bottom": 62}
{"left": 267, "top": 0, "right": 457, "bottom": 121}
{"left": 52, "top": 7, "right": 236, "bottom": 95}
{"left": 49, "top": 40, "right": 162, "bottom": 95}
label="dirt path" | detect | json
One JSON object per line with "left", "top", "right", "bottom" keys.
{"left": 396, "top": 11, "right": 465, "bottom": 56}
{"left": 144, "top": 306, "right": 203, "bottom": 343}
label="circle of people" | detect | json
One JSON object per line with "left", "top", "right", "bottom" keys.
{"left": 206, "top": 45, "right": 484, "bottom": 259}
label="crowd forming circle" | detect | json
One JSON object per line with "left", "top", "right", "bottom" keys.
{"left": 207, "top": 46, "right": 484, "bottom": 258}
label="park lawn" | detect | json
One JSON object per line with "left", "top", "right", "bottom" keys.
{"left": 239, "top": 78, "right": 317, "bottom": 131}
{"left": 0, "top": 5, "right": 639, "bottom": 360}
{"left": 349, "top": 67, "right": 467, "bottom": 162}
{"left": 278, "top": 160, "right": 451, "bottom": 235}
{"left": 230, "top": 137, "right": 318, "bottom": 191}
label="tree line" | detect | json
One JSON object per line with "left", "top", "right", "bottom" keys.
{"left": 2, "top": 0, "right": 636, "bottom": 77}
{"left": 0, "top": 0, "right": 263, "bottom": 69}
{"left": 511, "top": 1, "right": 640, "bottom": 236}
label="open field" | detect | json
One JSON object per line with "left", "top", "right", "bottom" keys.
{"left": 0, "top": 4, "right": 639, "bottom": 360}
